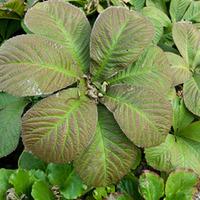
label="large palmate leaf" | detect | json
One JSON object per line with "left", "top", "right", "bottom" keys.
{"left": 170, "top": 0, "right": 191, "bottom": 22}
{"left": 145, "top": 121, "right": 200, "bottom": 175}
{"left": 109, "top": 46, "right": 171, "bottom": 93}
{"left": 165, "top": 170, "right": 199, "bottom": 200}
{"left": 24, "top": 0, "right": 91, "bottom": 72}
{"left": 166, "top": 52, "right": 192, "bottom": 86}
{"left": 74, "top": 106, "right": 140, "bottom": 187}
{"left": 90, "top": 6, "right": 154, "bottom": 81}
{"left": 102, "top": 84, "right": 172, "bottom": 147}
{"left": 0, "top": 93, "right": 27, "bottom": 158}
{"left": 22, "top": 88, "right": 97, "bottom": 163}
{"left": 0, "top": 35, "right": 80, "bottom": 96}
{"left": 139, "top": 171, "right": 164, "bottom": 200}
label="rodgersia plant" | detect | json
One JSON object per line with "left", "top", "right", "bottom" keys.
{"left": 0, "top": 0, "right": 172, "bottom": 186}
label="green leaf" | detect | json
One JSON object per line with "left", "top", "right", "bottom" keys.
{"left": 129, "top": 0, "right": 145, "bottom": 10}
{"left": 18, "top": 151, "right": 47, "bottom": 171}
{"left": 74, "top": 105, "right": 140, "bottom": 187}
{"left": 146, "top": 0, "right": 167, "bottom": 13}
{"left": 139, "top": 171, "right": 164, "bottom": 200}
{"left": 2, "top": 0, "right": 25, "bottom": 17}
{"left": 0, "top": 169, "right": 14, "bottom": 200}
{"left": 24, "top": 1, "right": 91, "bottom": 72}
{"left": 22, "top": 88, "right": 98, "bottom": 163}
{"left": 118, "top": 174, "right": 142, "bottom": 200}
{"left": 183, "top": 74, "right": 200, "bottom": 116}
{"left": 31, "top": 180, "right": 54, "bottom": 200}
{"left": 108, "top": 46, "right": 171, "bottom": 93}
{"left": 183, "top": 1, "right": 200, "bottom": 23}
{"left": 90, "top": 6, "right": 154, "bottom": 81}
{"left": 145, "top": 122, "right": 200, "bottom": 175}
{"left": 170, "top": 0, "right": 191, "bottom": 22}
{"left": 0, "top": 34, "right": 80, "bottom": 96}
{"left": 172, "top": 22, "right": 200, "bottom": 68}
{"left": 172, "top": 96, "right": 194, "bottom": 134}
{"left": 47, "top": 163, "right": 85, "bottom": 199}
{"left": 0, "top": 93, "right": 27, "bottom": 158}
{"left": 166, "top": 52, "right": 192, "bottom": 86}
{"left": 165, "top": 170, "right": 199, "bottom": 200}
{"left": 103, "top": 84, "right": 172, "bottom": 147}
{"left": 93, "top": 187, "right": 112, "bottom": 200}
{"left": 142, "top": 6, "right": 171, "bottom": 44}
{"left": 9, "top": 169, "right": 34, "bottom": 196}
{"left": 29, "top": 170, "right": 47, "bottom": 182}
{"left": 177, "top": 121, "right": 200, "bottom": 142}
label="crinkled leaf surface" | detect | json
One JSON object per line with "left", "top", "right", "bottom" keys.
{"left": 108, "top": 46, "right": 172, "bottom": 93}
{"left": 139, "top": 171, "right": 164, "bottom": 200}
{"left": 165, "top": 170, "right": 199, "bottom": 200}
{"left": 31, "top": 180, "right": 54, "bottom": 200}
{"left": 22, "top": 88, "right": 97, "bottom": 163}
{"left": 0, "top": 93, "right": 27, "bottom": 158}
{"left": 170, "top": 0, "right": 191, "bottom": 22}
{"left": 0, "top": 35, "right": 80, "bottom": 96}
{"left": 0, "top": 169, "right": 13, "bottom": 200}
{"left": 18, "top": 151, "right": 47, "bottom": 171}
{"left": 166, "top": 52, "right": 192, "bottom": 86}
{"left": 74, "top": 106, "right": 140, "bottom": 187}
{"left": 24, "top": 0, "right": 91, "bottom": 72}
{"left": 145, "top": 122, "right": 200, "bottom": 175}
{"left": 90, "top": 6, "right": 154, "bottom": 81}
{"left": 47, "top": 163, "right": 85, "bottom": 199}
{"left": 103, "top": 84, "right": 172, "bottom": 147}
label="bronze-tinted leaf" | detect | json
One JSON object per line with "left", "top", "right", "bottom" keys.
{"left": 0, "top": 35, "right": 80, "bottom": 96}
{"left": 102, "top": 84, "right": 172, "bottom": 147}
{"left": 22, "top": 88, "right": 98, "bottom": 163}
{"left": 74, "top": 105, "right": 140, "bottom": 187}
{"left": 24, "top": 0, "right": 91, "bottom": 72}
{"left": 90, "top": 6, "right": 154, "bottom": 81}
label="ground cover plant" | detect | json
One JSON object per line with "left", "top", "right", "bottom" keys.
{"left": 1, "top": 0, "right": 200, "bottom": 199}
